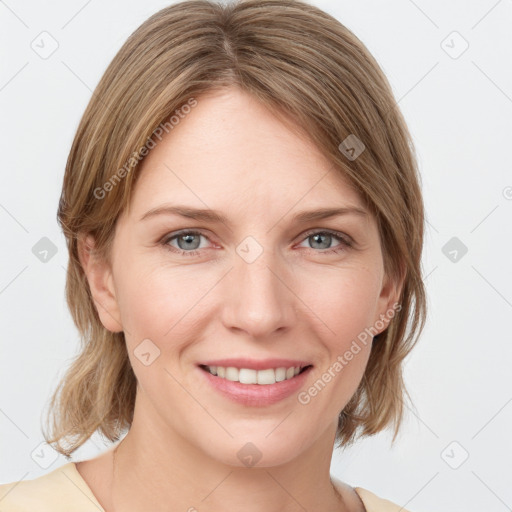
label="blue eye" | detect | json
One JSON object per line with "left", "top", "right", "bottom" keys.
{"left": 299, "top": 230, "right": 352, "bottom": 254}
{"left": 161, "top": 230, "right": 208, "bottom": 257}
{"left": 161, "top": 229, "right": 352, "bottom": 257}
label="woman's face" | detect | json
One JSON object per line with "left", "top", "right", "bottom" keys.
{"left": 85, "top": 86, "right": 400, "bottom": 467}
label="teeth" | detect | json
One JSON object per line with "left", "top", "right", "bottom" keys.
{"left": 204, "top": 365, "right": 304, "bottom": 385}
{"left": 275, "top": 367, "right": 286, "bottom": 382}
{"left": 239, "top": 368, "right": 257, "bottom": 384}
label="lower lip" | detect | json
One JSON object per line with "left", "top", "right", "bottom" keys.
{"left": 198, "top": 366, "right": 313, "bottom": 406}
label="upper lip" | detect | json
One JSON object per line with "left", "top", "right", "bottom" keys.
{"left": 198, "top": 358, "right": 313, "bottom": 371}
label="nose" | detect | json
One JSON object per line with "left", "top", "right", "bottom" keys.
{"left": 220, "top": 243, "right": 297, "bottom": 339}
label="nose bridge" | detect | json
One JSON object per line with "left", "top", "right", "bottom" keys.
{"left": 222, "top": 235, "right": 296, "bottom": 337}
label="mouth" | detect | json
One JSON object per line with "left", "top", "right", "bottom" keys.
{"left": 197, "top": 360, "right": 314, "bottom": 406}
{"left": 198, "top": 364, "right": 313, "bottom": 385}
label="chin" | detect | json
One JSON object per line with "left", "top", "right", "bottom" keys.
{"left": 198, "top": 428, "right": 316, "bottom": 469}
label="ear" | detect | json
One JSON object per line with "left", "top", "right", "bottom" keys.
{"left": 373, "top": 265, "right": 405, "bottom": 336}
{"left": 77, "top": 234, "right": 123, "bottom": 333}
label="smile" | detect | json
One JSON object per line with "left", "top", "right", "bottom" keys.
{"left": 200, "top": 365, "right": 312, "bottom": 385}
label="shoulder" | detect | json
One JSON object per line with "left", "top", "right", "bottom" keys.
{"left": 332, "top": 476, "right": 413, "bottom": 512}
{"left": 354, "top": 486, "right": 413, "bottom": 512}
{"left": 0, "top": 462, "right": 104, "bottom": 512}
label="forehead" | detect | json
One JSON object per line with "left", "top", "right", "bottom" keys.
{"left": 128, "top": 87, "right": 365, "bottom": 218}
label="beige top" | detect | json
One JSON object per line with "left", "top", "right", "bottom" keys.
{"left": 0, "top": 462, "right": 411, "bottom": 511}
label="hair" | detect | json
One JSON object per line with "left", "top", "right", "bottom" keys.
{"left": 43, "top": 0, "right": 427, "bottom": 457}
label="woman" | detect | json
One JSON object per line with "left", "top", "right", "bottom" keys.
{"left": 0, "top": 0, "right": 426, "bottom": 510}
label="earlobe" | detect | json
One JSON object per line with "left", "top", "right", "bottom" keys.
{"left": 77, "top": 234, "right": 123, "bottom": 333}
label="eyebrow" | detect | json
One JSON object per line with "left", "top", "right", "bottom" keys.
{"left": 139, "top": 204, "right": 368, "bottom": 224}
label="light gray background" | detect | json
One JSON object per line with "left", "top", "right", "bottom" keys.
{"left": 1, "top": 1, "right": 511, "bottom": 511}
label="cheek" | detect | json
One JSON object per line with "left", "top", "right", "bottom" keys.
{"left": 114, "top": 264, "right": 217, "bottom": 350}
{"left": 299, "top": 264, "right": 381, "bottom": 342}
{"left": 295, "top": 266, "right": 378, "bottom": 400}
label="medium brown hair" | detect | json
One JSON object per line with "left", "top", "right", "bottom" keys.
{"left": 44, "top": 0, "right": 427, "bottom": 457}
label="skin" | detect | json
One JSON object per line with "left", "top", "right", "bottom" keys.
{"left": 76, "top": 86, "right": 402, "bottom": 512}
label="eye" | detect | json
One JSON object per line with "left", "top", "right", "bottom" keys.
{"left": 297, "top": 229, "right": 352, "bottom": 254}
{"left": 161, "top": 230, "right": 212, "bottom": 257}
{"left": 160, "top": 228, "right": 353, "bottom": 258}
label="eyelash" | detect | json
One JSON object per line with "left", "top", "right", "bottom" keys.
{"left": 160, "top": 229, "right": 353, "bottom": 258}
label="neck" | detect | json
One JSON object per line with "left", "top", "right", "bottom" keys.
{"left": 108, "top": 396, "right": 348, "bottom": 512}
